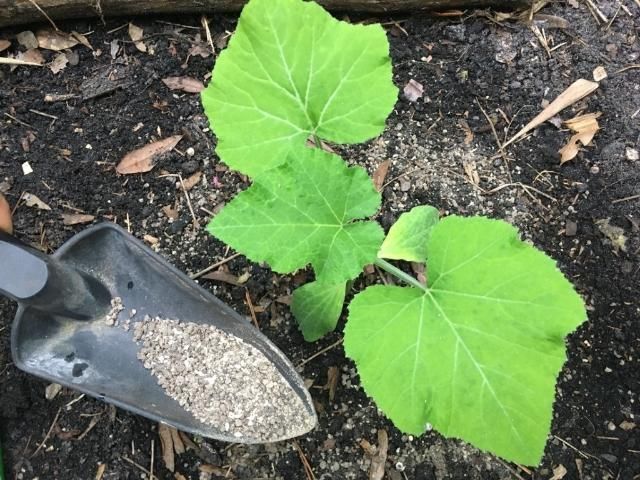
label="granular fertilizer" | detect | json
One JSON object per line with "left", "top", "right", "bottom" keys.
{"left": 132, "top": 316, "right": 314, "bottom": 441}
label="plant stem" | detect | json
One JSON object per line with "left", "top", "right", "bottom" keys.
{"left": 374, "top": 258, "right": 427, "bottom": 291}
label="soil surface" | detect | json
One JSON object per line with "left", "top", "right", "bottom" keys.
{"left": 1, "top": 2, "right": 639, "bottom": 479}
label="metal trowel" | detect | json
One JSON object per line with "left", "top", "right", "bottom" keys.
{"left": 0, "top": 224, "right": 317, "bottom": 442}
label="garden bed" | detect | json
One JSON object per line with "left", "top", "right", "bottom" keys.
{"left": 0, "top": 2, "right": 638, "bottom": 479}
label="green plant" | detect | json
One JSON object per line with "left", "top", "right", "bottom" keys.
{"left": 201, "top": 0, "right": 586, "bottom": 466}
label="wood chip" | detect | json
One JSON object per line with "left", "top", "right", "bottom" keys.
{"left": 593, "top": 66, "right": 607, "bottom": 82}
{"left": 36, "top": 29, "right": 79, "bottom": 51}
{"left": 0, "top": 39, "right": 11, "bottom": 52}
{"left": 504, "top": 79, "right": 599, "bottom": 147}
{"left": 403, "top": 79, "right": 424, "bottom": 102}
{"left": 95, "top": 463, "right": 106, "bottom": 480}
{"left": 158, "top": 423, "right": 175, "bottom": 472}
{"left": 45, "top": 383, "right": 62, "bottom": 400}
{"left": 23, "top": 192, "right": 51, "bottom": 211}
{"left": 62, "top": 213, "right": 95, "bottom": 225}
{"left": 372, "top": 159, "right": 391, "bottom": 191}
{"left": 559, "top": 112, "right": 601, "bottom": 164}
{"left": 365, "top": 429, "right": 388, "bottom": 480}
{"left": 180, "top": 171, "right": 202, "bottom": 191}
{"left": 620, "top": 420, "right": 636, "bottom": 431}
{"left": 116, "top": 135, "right": 182, "bottom": 174}
{"left": 550, "top": 464, "right": 567, "bottom": 480}
{"left": 144, "top": 234, "right": 159, "bottom": 245}
{"left": 0, "top": 193, "right": 12, "bottom": 234}
{"left": 128, "top": 23, "right": 147, "bottom": 53}
{"left": 162, "top": 76, "right": 205, "bottom": 93}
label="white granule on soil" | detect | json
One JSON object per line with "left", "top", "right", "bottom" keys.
{"left": 133, "top": 316, "right": 314, "bottom": 441}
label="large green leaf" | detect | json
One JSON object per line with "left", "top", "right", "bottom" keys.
{"left": 345, "top": 216, "right": 586, "bottom": 465}
{"left": 208, "top": 147, "right": 383, "bottom": 284}
{"left": 291, "top": 281, "right": 346, "bottom": 341}
{"left": 201, "top": 0, "right": 398, "bottom": 177}
{"left": 378, "top": 205, "right": 439, "bottom": 262}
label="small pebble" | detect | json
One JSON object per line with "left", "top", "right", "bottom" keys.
{"left": 186, "top": 147, "right": 195, "bottom": 157}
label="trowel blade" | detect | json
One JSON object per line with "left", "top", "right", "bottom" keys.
{"left": 10, "top": 223, "right": 317, "bottom": 442}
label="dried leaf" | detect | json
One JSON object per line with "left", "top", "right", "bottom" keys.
{"left": 49, "top": 53, "right": 69, "bottom": 74}
{"left": 71, "top": 31, "right": 93, "bottom": 50}
{"left": 372, "top": 160, "right": 391, "bottom": 191}
{"left": 188, "top": 43, "right": 211, "bottom": 58}
{"left": 368, "top": 429, "right": 388, "bottom": 480}
{"left": 203, "top": 270, "right": 241, "bottom": 286}
{"left": 95, "top": 463, "right": 106, "bottom": 480}
{"left": 463, "top": 160, "right": 480, "bottom": 185}
{"left": 128, "top": 23, "right": 147, "bottom": 53}
{"left": 17, "top": 31, "right": 38, "bottom": 49}
{"left": 559, "top": 112, "right": 601, "bottom": 164}
{"left": 199, "top": 465, "right": 228, "bottom": 475}
{"left": 162, "top": 76, "right": 205, "bottom": 93}
{"left": 593, "top": 66, "right": 607, "bottom": 82}
{"left": 326, "top": 366, "right": 339, "bottom": 402}
{"left": 23, "top": 192, "right": 51, "bottom": 211}
{"left": 403, "top": 79, "right": 424, "bottom": 102}
{"left": 36, "top": 29, "right": 79, "bottom": 51}
{"left": 158, "top": 423, "right": 175, "bottom": 472}
{"left": 504, "top": 79, "right": 599, "bottom": 147}
{"left": 170, "top": 428, "right": 185, "bottom": 455}
{"left": 20, "top": 130, "right": 36, "bottom": 152}
{"left": 162, "top": 205, "right": 179, "bottom": 220}
{"left": 174, "top": 474, "right": 187, "bottom": 480}
{"left": 116, "top": 135, "right": 182, "bottom": 174}
{"left": 178, "top": 431, "right": 197, "bottom": 450}
{"left": 533, "top": 14, "right": 570, "bottom": 30}
{"left": 0, "top": 39, "right": 11, "bottom": 52}
{"left": 62, "top": 213, "right": 95, "bottom": 225}
{"left": 180, "top": 171, "right": 202, "bottom": 191}
{"left": 550, "top": 464, "right": 567, "bottom": 480}
{"left": 45, "top": 383, "right": 62, "bottom": 400}
{"left": 458, "top": 119, "right": 474, "bottom": 145}
{"left": 18, "top": 48, "right": 45, "bottom": 65}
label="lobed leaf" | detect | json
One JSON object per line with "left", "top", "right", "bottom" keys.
{"left": 378, "top": 205, "right": 439, "bottom": 262}
{"left": 291, "top": 281, "right": 346, "bottom": 341}
{"left": 345, "top": 216, "right": 586, "bottom": 465}
{"left": 208, "top": 147, "right": 384, "bottom": 284}
{"left": 201, "top": 0, "right": 398, "bottom": 177}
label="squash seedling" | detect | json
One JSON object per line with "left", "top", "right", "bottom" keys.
{"left": 202, "top": 0, "right": 586, "bottom": 465}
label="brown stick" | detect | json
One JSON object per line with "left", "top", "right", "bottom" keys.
{"left": 1, "top": 0, "right": 528, "bottom": 28}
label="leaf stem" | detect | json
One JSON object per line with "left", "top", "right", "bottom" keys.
{"left": 312, "top": 135, "right": 322, "bottom": 148}
{"left": 374, "top": 258, "right": 427, "bottom": 292}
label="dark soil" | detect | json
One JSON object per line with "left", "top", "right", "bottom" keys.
{"left": 1, "top": 3, "right": 639, "bottom": 479}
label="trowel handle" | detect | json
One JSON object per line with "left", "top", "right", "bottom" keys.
{"left": 0, "top": 231, "right": 110, "bottom": 319}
